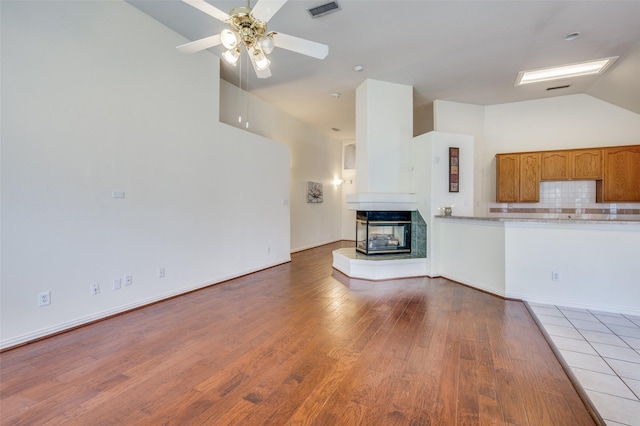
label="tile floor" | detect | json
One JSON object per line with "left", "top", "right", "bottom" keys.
{"left": 527, "top": 303, "right": 640, "bottom": 426}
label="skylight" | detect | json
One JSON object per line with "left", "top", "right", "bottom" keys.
{"left": 515, "top": 57, "right": 619, "bottom": 86}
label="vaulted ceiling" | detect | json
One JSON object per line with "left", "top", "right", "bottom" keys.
{"left": 129, "top": 1, "right": 640, "bottom": 141}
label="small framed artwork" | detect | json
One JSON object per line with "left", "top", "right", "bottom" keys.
{"left": 449, "top": 147, "right": 459, "bottom": 192}
{"left": 307, "top": 181, "right": 323, "bottom": 203}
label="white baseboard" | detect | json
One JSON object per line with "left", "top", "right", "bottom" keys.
{"left": 0, "top": 258, "right": 290, "bottom": 351}
{"left": 290, "top": 239, "right": 342, "bottom": 253}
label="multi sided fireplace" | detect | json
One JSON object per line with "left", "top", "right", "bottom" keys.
{"left": 356, "top": 211, "right": 411, "bottom": 255}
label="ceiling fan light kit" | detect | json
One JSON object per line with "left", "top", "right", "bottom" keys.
{"left": 222, "top": 5, "right": 272, "bottom": 69}
{"left": 222, "top": 47, "right": 241, "bottom": 66}
{"left": 220, "top": 28, "right": 240, "bottom": 49}
{"left": 250, "top": 47, "right": 271, "bottom": 71}
{"left": 177, "top": 0, "right": 329, "bottom": 78}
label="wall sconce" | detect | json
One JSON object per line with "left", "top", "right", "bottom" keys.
{"left": 332, "top": 178, "right": 343, "bottom": 186}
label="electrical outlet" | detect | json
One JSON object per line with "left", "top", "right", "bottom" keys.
{"left": 113, "top": 278, "right": 122, "bottom": 290}
{"left": 38, "top": 291, "right": 51, "bottom": 307}
{"left": 91, "top": 283, "right": 100, "bottom": 295}
{"left": 125, "top": 275, "right": 132, "bottom": 286}
{"left": 552, "top": 271, "right": 561, "bottom": 281}
{"left": 159, "top": 268, "right": 165, "bottom": 278}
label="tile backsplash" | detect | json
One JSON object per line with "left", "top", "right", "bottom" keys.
{"left": 489, "top": 181, "right": 640, "bottom": 220}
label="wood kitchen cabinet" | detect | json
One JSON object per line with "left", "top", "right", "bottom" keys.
{"left": 541, "top": 149, "right": 602, "bottom": 180}
{"left": 496, "top": 154, "right": 519, "bottom": 202}
{"left": 541, "top": 151, "right": 570, "bottom": 180}
{"left": 497, "top": 145, "right": 637, "bottom": 203}
{"left": 496, "top": 152, "right": 540, "bottom": 202}
{"left": 572, "top": 148, "right": 602, "bottom": 180}
{"left": 519, "top": 152, "right": 541, "bottom": 201}
{"left": 601, "top": 145, "right": 640, "bottom": 202}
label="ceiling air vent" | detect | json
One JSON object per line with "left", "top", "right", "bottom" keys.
{"left": 307, "top": 1, "right": 341, "bottom": 18}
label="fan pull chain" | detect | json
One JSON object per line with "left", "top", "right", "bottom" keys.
{"left": 237, "top": 49, "right": 243, "bottom": 124}
{"left": 245, "top": 51, "right": 250, "bottom": 129}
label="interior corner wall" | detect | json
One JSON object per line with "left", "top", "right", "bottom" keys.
{"left": 0, "top": 1, "right": 290, "bottom": 348}
{"left": 414, "top": 102, "right": 434, "bottom": 137}
{"left": 219, "top": 81, "right": 343, "bottom": 252}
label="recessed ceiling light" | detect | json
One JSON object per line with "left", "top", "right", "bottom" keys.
{"left": 564, "top": 32, "right": 581, "bottom": 41}
{"left": 352, "top": 65, "right": 365, "bottom": 72}
{"left": 515, "top": 56, "right": 619, "bottom": 86}
{"left": 331, "top": 92, "right": 341, "bottom": 98}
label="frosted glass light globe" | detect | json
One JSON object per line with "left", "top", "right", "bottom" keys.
{"left": 221, "top": 29, "right": 239, "bottom": 49}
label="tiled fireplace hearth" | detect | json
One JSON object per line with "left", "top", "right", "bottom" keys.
{"left": 333, "top": 211, "right": 428, "bottom": 280}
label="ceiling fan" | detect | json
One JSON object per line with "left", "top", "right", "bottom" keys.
{"left": 177, "top": 0, "right": 329, "bottom": 78}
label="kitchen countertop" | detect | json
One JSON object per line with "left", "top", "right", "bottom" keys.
{"left": 434, "top": 215, "right": 640, "bottom": 225}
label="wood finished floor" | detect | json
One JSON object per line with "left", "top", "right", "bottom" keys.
{"left": 0, "top": 242, "right": 595, "bottom": 425}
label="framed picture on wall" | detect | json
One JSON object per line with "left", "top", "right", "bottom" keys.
{"left": 449, "top": 147, "right": 459, "bottom": 192}
{"left": 307, "top": 181, "right": 323, "bottom": 203}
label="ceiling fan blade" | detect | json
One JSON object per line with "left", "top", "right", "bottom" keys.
{"left": 251, "top": 0, "right": 288, "bottom": 23}
{"left": 273, "top": 33, "right": 328, "bottom": 60}
{"left": 182, "top": 0, "right": 230, "bottom": 22}
{"left": 247, "top": 49, "right": 272, "bottom": 79}
{"left": 176, "top": 34, "right": 222, "bottom": 53}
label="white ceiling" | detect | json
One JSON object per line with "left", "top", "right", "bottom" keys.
{"left": 129, "top": 0, "right": 640, "bottom": 141}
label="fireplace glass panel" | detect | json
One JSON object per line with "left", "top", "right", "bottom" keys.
{"left": 356, "top": 211, "right": 411, "bottom": 255}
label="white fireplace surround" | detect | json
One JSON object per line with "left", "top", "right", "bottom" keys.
{"left": 346, "top": 192, "right": 417, "bottom": 211}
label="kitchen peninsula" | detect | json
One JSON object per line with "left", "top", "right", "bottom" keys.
{"left": 433, "top": 215, "right": 640, "bottom": 316}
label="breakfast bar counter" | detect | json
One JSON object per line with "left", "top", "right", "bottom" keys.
{"left": 434, "top": 215, "right": 640, "bottom": 225}
{"left": 432, "top": 215, "right": 640, "bottom": 316}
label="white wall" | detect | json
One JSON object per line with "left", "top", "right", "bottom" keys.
{"left": 436, "top": 219, "right": 506, "bottom": 296}
{"left": 433, "top": 101, "right": 486, "bottom": 215}
{"left": 340, "top": 142, "right": 357, "bottom": 240}
{"left": 484, "top": 94, "right": 640, "bottom": 152}
{"left": 412, "top": 132, "right": 474, "bottom": 276}
{"left": 504, "top": 222, "right": 640, "bottom": 313}
{"left": 219, "top": 81, "right": 343, "bottom": 252}
{"left": 356, "top": 80, "right": 413, "bottom": 194}
{"left": 425, "top": 133, "right": 475, "bottom": 218}
{"left": 1, "top": 1, "right": 290, "bottom": 348}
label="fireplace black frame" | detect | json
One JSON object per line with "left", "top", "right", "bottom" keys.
{"left": 356, "top": 210, "right": 412, "bottom": 255}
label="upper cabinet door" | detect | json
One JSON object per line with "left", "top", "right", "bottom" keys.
{"left": 519, "top": 153, "right": 541, "bottom": 202}
{"left": 603, "top": 146, "right": 640, "bottom": 202}
{"left": 541, "top": 151, "right": 570, "bottom": 181}
{"left": 496, "top": 154, "right": 519, "bottom": 202}
{"left": 572, "top": 148, "right": 603, "bottom": 180}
